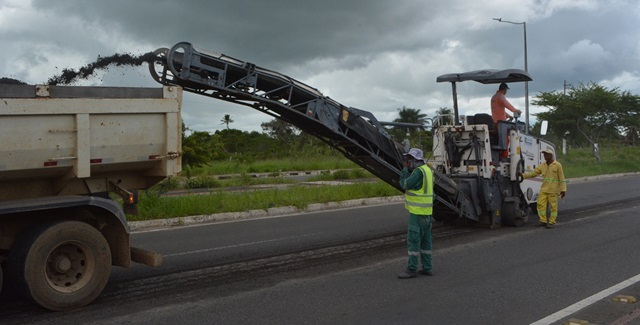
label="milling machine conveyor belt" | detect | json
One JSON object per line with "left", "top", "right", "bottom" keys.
{"left": 149, "top": 42, "right": 476, "bottom": 221}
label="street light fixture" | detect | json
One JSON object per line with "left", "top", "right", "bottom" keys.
{"left": 493, "top": 18, "right": 529, "bottom": 134}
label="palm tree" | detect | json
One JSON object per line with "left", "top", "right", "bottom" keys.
{"left": 393, "top": 106, "right": 428, "bottom": 125}
{"left": 432, "top": 107, "right": 453, "bottom": 128}
{"left": 392, "top": 106, "right": 428, "bottom": 135}
{"left": 389, "top": 107, "right": 429, "bottom": 147}
{"left": 220, "top": 114, "right": 234, "bottom": 129}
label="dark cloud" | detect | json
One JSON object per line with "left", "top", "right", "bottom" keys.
{"left": 31, "top": 0, "right": 446, "bottom": 69}
{"left": 3, "top": 0, "right": 640, "bottom": 132}
{"left": 527, "top": 6, "right": 636, "bottom": 92}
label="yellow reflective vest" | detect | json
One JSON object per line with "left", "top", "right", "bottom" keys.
{"left": 523, "top": 160, "right": 567, "bottom": 193}
{"left": 404, "top": 165, "right": 434, "bottom": 215}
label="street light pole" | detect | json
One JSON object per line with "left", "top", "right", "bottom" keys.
{"left": 493, "top": 18, "right": 529, "bottom": 134}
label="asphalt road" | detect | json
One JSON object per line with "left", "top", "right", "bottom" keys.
{"left": 3, "top": 174, "right": 640, "bottom": 324}
{"left": 116, "top": 203, "right": 408, "bottom": 283}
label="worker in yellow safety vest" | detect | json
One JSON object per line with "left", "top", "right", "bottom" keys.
{"left": 521, "top": 149, "right": 567, "bottom": 229}
{"left": 397, "top": 148, "right": 434, "bottom": 279}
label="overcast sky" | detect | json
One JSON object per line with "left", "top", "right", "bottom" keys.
{"left": 1, "top": 0, "right": 638, "bottom": 133}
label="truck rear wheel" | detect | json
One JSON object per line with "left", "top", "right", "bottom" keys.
{"left": 0, "top": 263, "right": 3, "bottom": 294}
{"left": 8, "top": 221, "right": 112, "bottom": 311}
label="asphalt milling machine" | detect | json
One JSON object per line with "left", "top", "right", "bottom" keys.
{"left": 149, "top": 42, "right": 556, "bottom": 228}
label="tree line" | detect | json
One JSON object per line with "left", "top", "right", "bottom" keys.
{"left": 182, "top": 107, "right": 440, "bottom": 167}
{"left": 534, "top": 82, "right": 640, "bottom": 148}
{"left": 182, "top": 82, "right": 640, "bottom": 167}
{"left": 181, "top": 119, "right": 336, "bottom": 167}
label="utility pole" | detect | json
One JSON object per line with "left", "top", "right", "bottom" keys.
{"left": 493, "top": 18, "right": 529, "bottom": 134}
{"left": 563, "top": 80, "right": 572, "bottom": 95}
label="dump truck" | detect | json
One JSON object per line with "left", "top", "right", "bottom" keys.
{"left": 0, "top": 84, "right": 182, "bottom": 311}
{"left": 148, "top": 41, "right": 555, "bottom": 227}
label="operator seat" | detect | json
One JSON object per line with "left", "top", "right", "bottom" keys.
{"left": 472, "top": 113, "right": 499, "bottom": 145}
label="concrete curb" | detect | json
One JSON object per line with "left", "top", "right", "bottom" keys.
{"left": 565, "top": 171, "right": 640, "bottom": 183}
{"left": 213, "top": 169, "right": 344, "bottom": 180}
{"left": 129, "top": 195, "right": 404, "bottom": 232}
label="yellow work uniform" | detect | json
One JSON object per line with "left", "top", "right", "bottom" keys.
{"left": 523, "top": 160, "right": 567, "bottom": 225}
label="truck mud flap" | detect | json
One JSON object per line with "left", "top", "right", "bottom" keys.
{"left": 130, "top": 247, "right": 163, "bottom": 267}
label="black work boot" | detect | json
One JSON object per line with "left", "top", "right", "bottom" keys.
{"left": 419, "top": 270, "right": 433, "bottom": 276}
{"left": 397, "top": 269, "right": 417, "bottom": 279}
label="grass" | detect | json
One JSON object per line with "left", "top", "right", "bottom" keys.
{"left": 560, "top": 145, "right": 640, "bottom": 178}
{"left": 306, "top": 168, "right": 375, "bottom": 181}
{"left": 130, "top": 181, "right": 400, "bottom": 221}
{"left": 154, "top": 174, "right": 296, "bottom": 192}
{"left": 128, "top": 145, "right": 640, "bottom": 221}
{"left": 183, "top": 157, "right": 360, "bottom": 177}
{"left": 151, "top": 161, "right": 374, "bottom": 193}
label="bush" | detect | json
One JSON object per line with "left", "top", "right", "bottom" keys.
{"left": 153, "top": 177, "right": 180, "bottom": 193}
{"left": 185, "top": 176, "right": 221, "bottom": 189}
{"left": 332, "top": 170, "right": 351, "bottom": 180}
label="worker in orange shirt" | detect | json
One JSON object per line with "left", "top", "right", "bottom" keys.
{"left": 491, "top": 83, "right": 522, "bottom": 124}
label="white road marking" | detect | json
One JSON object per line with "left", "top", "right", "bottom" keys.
{"left": 163, "top": 232, "right": 323, "bottom": 257}
{"left": 531, "top": 273, "right": 640, "bottom": 325}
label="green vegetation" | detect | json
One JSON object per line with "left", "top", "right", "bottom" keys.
{"left": 534, "top": 82, "right": 640, "bottom": 160}
{"left": 153, "top": 159, "right": 374, "bottom": 193}
{"left": 128, "top": 145, "right": 640, "bottom": 222}
{"left": 560, "top": 145, "right": 640, "bottom": 178}
{"left": 306, "top": 168, "right": 374, "bottom": 181}
{"left": 154, "top": 174, "right": 297, "bottom": 192}
{"left": 387, "top": 106, "right": 431, "bottom": 149}
{"left": 181, "top": 122, "right": 341, "bottom": 170}
{"left": 130, "top": 181, "right": 399, "bottom": 221}
{"left": 183, "top": 157, "right": 360, "bottom": 177}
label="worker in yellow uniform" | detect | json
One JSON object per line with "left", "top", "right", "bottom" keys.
{"left": 521, "top": 149, "right": 567, "bottom": 228}
{"left": 398, "top": 148, "right": 434, "bottom": 279}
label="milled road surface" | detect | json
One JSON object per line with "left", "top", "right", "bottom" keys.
{"left": 2, "top": 174, "right": 640, "bottom": 324}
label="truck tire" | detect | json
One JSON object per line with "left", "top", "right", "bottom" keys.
{"left": 0, "top": 263, "right": 3, "bottom": 294}
{"left": 8, "top": 221, "right": 112, "bottom": 311}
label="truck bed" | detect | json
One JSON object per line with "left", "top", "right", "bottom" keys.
{"left": 0, "top": 85, "right": 182, "bottom": 200}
